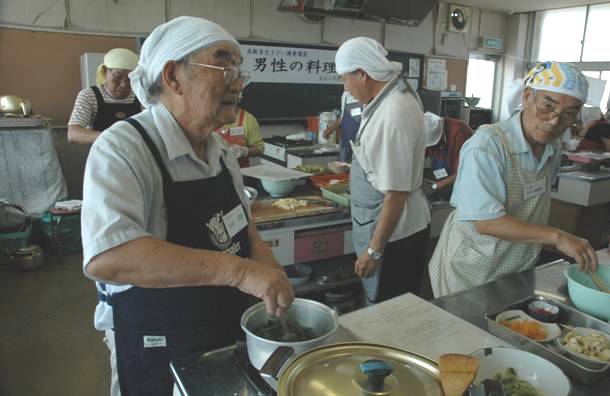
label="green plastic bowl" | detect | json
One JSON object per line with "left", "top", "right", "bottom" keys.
{"left": 564, "top": 265, "right": 610, "bottom": 321}
{"left": 261, "top": 179, "right": 296, "bottom": 198}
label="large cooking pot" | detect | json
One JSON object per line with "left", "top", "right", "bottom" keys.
{"left": 260, "top": 342, "right": 444, "bottom": 395}
{"left": 240, "top": 298, "right": 338, "bottom": 371}
{"left": 0, "top": 95, "right": 32, "bottom": 116}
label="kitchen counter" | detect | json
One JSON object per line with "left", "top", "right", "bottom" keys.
{"left": 433, "top": 259, "right": 610, "bottom": 395}
{"left": 172, "top": 259, "right": 609, "bottom": 395}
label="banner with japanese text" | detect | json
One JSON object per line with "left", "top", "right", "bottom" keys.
{"left": 240, "top": 44, "right": 341, "bottom": 85}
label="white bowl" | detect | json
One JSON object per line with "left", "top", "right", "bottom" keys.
{"left": 471, "top": 347, "right": 571, "bottom": 396}
{"left": 496, "top": 309, "right": 561, "bottom": 342}
{"left": 555, "top": 327, "right": 610, "bottom": 369}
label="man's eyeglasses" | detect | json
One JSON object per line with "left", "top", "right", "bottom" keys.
{"left": 533, "top": 92, "right": 580, "bottom": 125}
{"left": 108, "top": 70, "right": 130, "bottom": 86}
{"left": 186, "top": 61, "right": 250, "bottom": 86}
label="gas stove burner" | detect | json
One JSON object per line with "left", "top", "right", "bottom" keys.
{"left": 232, "top": 342, "right": 276, "bottom": 395}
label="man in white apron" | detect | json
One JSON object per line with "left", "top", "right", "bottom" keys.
{"left": 429, "top": 61, "right": 599, "bottom": 298}
{"left": 335, "top": 37, "right": 431, "bottom": 304}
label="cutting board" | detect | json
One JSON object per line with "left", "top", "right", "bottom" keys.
{"left": 250, "top": 195, "right": 342, "bottom": 223}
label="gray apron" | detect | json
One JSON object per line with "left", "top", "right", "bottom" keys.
{"left": 350, "top": 75, "right": 423, "bottom": 302}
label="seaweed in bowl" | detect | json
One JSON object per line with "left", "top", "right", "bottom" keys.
{"left": 252, "top": 316, "right": 318, "bottom": 342}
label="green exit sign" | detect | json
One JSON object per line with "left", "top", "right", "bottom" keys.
{"left": 481, "top": 37, "right": 503, "bottom": 51}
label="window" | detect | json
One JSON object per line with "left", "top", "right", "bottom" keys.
{"left": 533, "top": 7, "right": 587, "bottom": 62}
{"left": 601, "top": 71, "right": 610, "bottom": 113}
{"left": 466, "top": 58, "right": 496, "bottom": 109}
{"left": 582, "top": 4, "right": 610, "bottom": 62}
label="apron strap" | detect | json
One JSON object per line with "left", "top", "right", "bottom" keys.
{"left": 238, "top": 108, "right": 245, "bottom": 126}
{"left": 124, "top": 118, "right": 174, "bottom": 185}
{"left": 91, "top": 85, "right": 103, "bottom": 111}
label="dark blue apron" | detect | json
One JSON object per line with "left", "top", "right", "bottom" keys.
{"left": 430, "top": 143, "right": 450, "bottom": 175}
{"left": 339, "top": 97, "right": 362, "bottom": 162}
{"left": 91, "top": 86, "right": 141, "bottom": 131}
{"left": 111, "top": 118, "right": 251, "bottom": 396}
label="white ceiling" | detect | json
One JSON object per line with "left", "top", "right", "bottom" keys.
{"left": 455, "top": 0, "right": 609, "bottom": 14}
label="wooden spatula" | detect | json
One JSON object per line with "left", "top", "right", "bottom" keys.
{"left": 439, "top": 354, "right": 480, "bottom": 396}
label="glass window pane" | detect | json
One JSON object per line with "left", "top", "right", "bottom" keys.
{"left": 583, "top": 71, "right": 601, "bottom": 79}
{"left": 466, "top": 58, "right": 495, "bottom": 109}
{"left": 601, "top": 71, "right": 610, "bottom": 113}
{"left": 533, "top": 7, "right": 586, "bottom": 62}
{"left": 582, "top": 4, "right": 610, "bottom": 62}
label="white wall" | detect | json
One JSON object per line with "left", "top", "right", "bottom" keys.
{"left": 0, "top": 0, "right": 508, "bottom": 59}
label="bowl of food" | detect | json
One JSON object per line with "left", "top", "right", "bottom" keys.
{"left": 555, "top": 327, "right": 610, "bottom": 369}
{"left": 564, "top": 265, "right": 610, "bottom": 321}
{"left": 464, "top": 96, "right": 480, "bottom": 108}
{"left": 471, "top": 347, "right": 570, "bottom": 396}
{"left": 284, "top": 264, "right": 313, "bottom": 286}
{"left": 496, "top": 309, "right": 561, "bottom": 342}
{"left": 328, "top": 161, "right": 350, "bottom": 174}
{"left": 261, "top": 179, "right": 297, "bottom": 198}
{"left": 526, "top": 300, "right": 560, "bottom": 323}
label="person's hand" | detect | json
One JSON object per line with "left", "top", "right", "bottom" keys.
{"left": 234, "top": 258, "right": 295, "bottom": 316}
{"left": 229, "top": 145, "right": 249, "bottom": 159}
{"left": 555, "top": 231, "right": 598, "bottom": 272}
{"left": 323, "top": 127, "right": 334, "bottom": 139}
{"left": 355, "top": 250, "right": 380, "bottom": 278}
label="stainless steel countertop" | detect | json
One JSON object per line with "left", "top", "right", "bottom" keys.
{"left": 432, "top": 259, "right": 610, "bottom": 395}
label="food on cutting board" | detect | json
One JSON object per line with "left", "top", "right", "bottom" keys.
{"left": 295, "top": 164, "right": 328, "bottom": 175}
{"left": 488, "top": 368, "right": 544, "bottom": 396}
{"left": 560, "top": 329, "right": 610, "bottom": 362}
{"left": 500, "top": 319, "right": 547, "bottom": 340}
{"left": 272, "top": 198, "right": 308, "bottom": 210}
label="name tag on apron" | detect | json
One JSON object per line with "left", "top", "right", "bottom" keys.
{"left": 433, "top": 168, "right": 448, "bottom": 179}
{"left": 223, "top": 204, "right": 248, "bottom": 238}
{"left": 350, "top": 107, "right": 362, "bottom": 117}
{"left": 229, "top": 127, "right": 245, "bottom": 136}
{"left": 523, "top": 179, "right": 546, "bottom": 200}
{"left": 143, "top": 335, "right": 166, "bottom": 348}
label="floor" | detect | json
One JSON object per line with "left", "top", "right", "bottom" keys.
{"left": 0, "top": 253, "right": 109, "bottom": 396}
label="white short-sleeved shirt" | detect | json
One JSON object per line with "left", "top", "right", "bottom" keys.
{"left": 81, "top": 103, "right": 249, "bottom": 330}
{"left": 353, "top": 79, "right": 431, "bottom": 241}
{"left": 450, "top": 112, "right": 561, "bottom": 222}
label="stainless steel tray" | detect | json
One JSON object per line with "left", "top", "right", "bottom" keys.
{"left": 486, "top": 295, "right": 610, "bottom": 384}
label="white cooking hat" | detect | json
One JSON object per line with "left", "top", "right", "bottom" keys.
{"left": 424, "top": 112, "right": 444, "bottom": 147}
{"left": 129, "top": 16, "right": 239, "bottom": 107}
{"left": 335, "top": 37, "right": 402, "bottom": 81}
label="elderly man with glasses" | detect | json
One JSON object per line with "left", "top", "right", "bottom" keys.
{"left": 429, "top": 61, "right": 598, "bottom": 298}
{"left": 80, "top": 17, "right": 294, "bottom": 396}
{"left": 68, "top": 48, "right": 141, "bottom": 144}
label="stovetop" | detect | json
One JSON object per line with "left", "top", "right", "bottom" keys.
{"left": 265, "top": 135, "right": 314, "bottom": 148}
{"left": 171, "top": 341, "right": 275, "bottom": 396}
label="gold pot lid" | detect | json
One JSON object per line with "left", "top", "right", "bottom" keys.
{"left": 277, "top": 342, "right": 443, "bottom": 396}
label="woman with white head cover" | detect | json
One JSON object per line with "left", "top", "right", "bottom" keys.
{"left": 68, "top": 48, "right": 140, "bottom": 145}
{"left": 429, "top": 61, "right": 598, "bottom": 298}
{"left": 336, "top": 37, "right": 431, "bottom": 304}
{"left": 81, "top": 16, "right": 293, "bottom": 396}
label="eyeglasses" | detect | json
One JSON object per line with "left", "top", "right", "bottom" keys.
{"left": 107, "top": 70, "right": 130, "bottom": 86}
{"left": 533, "top": 93, "right": 580, "bottom": 125}
{"left": 186, "top": 61, "right": 250, "bottom": 86}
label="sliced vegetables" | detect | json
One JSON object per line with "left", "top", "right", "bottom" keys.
{"left": 491, "top": 368, "right": 544, "bottom": 396}
{"left": 500, "top": 319, "right": 547, "bottom": 340}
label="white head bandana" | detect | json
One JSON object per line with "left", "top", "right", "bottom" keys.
{"left": 424, "top": 112, "right": 444, "bottom": 147}
{"left": 95, "top": 48, "right": 139, "bottom": 86}
{"left": 129, "top": 16, "right": 239, "bottom": 107}
{"left": 335, "top": 37, "right": 402, "bottom": 81}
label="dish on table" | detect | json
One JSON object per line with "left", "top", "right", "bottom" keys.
{"left": 555, "top": 327, "right": 610, "bottom": 369}
{"left": 496, "top": 310, "right": 561, "bottom": 342}
{"left": 470, "top": 347, "right": 570, "bottom": 396}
